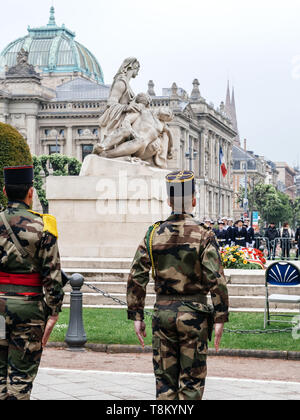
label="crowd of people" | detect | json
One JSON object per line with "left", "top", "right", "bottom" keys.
{"left": 202, "top": 216, "right": 300, "bottom": 260}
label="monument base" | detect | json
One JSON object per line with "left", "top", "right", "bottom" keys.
{"left": 47, "top": 155, "right": 171, "bottom": 258}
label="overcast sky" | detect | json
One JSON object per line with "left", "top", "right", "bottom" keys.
{"left": 1, "top": 0, "right": 300, "bottom": 166}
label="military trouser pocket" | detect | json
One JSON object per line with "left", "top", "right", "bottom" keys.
{"left": 152, "top": 336, "right": 163, "bottom": 374}
{"left": 193, "top": 341, "right": 208, "bottom": 366}
{"left": 19, "top": 324, "right": 45, "bottom": 361}
{"left": 0, "top": 316, "right": 5, "bottom": 340}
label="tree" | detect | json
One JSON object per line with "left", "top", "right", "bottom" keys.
{"left": 289, "top": 197, "right": 300, "bottom": 227}
{"left": 238, "top": 183, "right": 294, "bottom": 226}
{"left": 0, "top": 123, "right": 32, "bottom": 208}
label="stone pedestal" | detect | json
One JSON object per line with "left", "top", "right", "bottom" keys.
{"left": 47, "top": 155, "right": 171, "bottom": 258}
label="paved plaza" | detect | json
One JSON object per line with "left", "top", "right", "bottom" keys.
{"left": 31, "top": 368, "right": 300, "bottom": 400}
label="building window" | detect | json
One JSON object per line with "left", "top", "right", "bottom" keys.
{"left": 233, "top": 161, "right": 240, "bottom": 170}
{"left": 78, "top": 129, "right": 83, "bottom": 136}
{"left": 82, "top": 145, "right": 94, "bottom": 161}
{"left": 49, "top": 145, "right": 60, "bottom": 155}
{"left": 45, "top": 129, "right": 50, "bottom": 136}
{"left": 248, "top": 160, "right": 256, "bottom": 170}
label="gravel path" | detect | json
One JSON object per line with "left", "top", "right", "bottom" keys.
{"left": 40, "top": 348, "right": 300, "bottom": 383}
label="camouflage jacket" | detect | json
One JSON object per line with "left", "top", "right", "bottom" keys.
{"left": 127, "top": 213, "right": 229, "bottom": 323}
{"left": 0, "top": 201, "right": 64, "bottom": 316}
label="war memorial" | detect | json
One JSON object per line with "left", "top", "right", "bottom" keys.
{"left": 0, "top": 4, "right": 300, "bottom": 402}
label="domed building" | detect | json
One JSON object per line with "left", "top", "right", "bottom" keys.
{"left": 0, "top": 7, "right": 237, "bottom": 221}
{"left": 0, "top": 7, "right": 104, "bottom": 88}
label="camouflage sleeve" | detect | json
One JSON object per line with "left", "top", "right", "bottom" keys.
{"left": 127, "top": 236, "right": 151, "bottom": 321}
{"left": 200, "top": 232, "right": 229, "bottom": 323}
{"left": 38, "top": 232, "right": 64, "bottom": 317}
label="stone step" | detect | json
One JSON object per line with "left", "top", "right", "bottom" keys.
{"left": 63, "top": 268, "right": 266, "bottom": 284}
{"left": 61, "top": 257, "right": 132, "bottom": 270}
{"left": 64, "top": 282, "right": 300, "bottom": 297}
{"left": 63, "top": 293, "right": 300, "bottom": 310}
{"left": 227, "top": 272, "right": 265, "bottom": 285}
{"left": 63, "top": 269, "right": 130, "bottom": 282}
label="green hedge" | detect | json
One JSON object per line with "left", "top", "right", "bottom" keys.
{"left": 0, "top": 123, "right": 32, "bottom": 208}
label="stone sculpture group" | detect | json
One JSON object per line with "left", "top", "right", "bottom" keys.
{"left": 93, "top": 57, "right": 174, "bottom": 169}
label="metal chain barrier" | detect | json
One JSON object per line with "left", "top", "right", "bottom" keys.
{"left": 85, "top": 283, "right": 297, "bottom": 334}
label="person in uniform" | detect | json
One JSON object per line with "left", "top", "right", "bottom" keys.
{"left": 232, "top": 219, "right": 248, "bottom": 247}
{"left": 244, "top": 218, "right": 255, "bottom": 248}
{"left": 221, "top": 217, "right": 228, "bottom": 231}
{"left": 226, "top": 218, "right": 234, "bottom": 245}
{"left": 0, "top": 166, "right": 64, "bottom": 400}
{"left": 203, "top": 218, "right": 211, "bottom": 229}
{"left": 214, "top": 221, "right": 228, "bottom": 248}
{"left": 126, "top": 170, "right": 229, "bottom": 400}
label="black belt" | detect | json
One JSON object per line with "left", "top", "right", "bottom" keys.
{"left": 156, "top": 294, "right": 207, "bottom": 304}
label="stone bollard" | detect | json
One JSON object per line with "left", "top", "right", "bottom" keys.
{"left": 65, "top": 273, "right": 87, "bottom": 351}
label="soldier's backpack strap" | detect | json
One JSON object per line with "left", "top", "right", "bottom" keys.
{"left": 146, "top": 222, "right": 162, "bottom": 279}
{"left": 0, "top": 212, "right": 29, "bottom": 259}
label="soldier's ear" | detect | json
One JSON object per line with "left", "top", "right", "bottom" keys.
{"left": 27, "top": 186, "right": 34, "bottom": 200}
{"left": 192, "top": 196, "right": 196, "bottom": 208}
{"left": 3, "top": 187, "right": 7, "bottom": 198}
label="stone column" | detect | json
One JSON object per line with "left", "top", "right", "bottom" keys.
{"left": 0, "top": 101, "right": 8, "bottom": 123}
{"left": 26, "top": 115, "right": 38, "bottom": 155}
{"left": 211, "top": 132, "right": 216, "bottom": 181}
{"left": 65, "top": 126, "right": 73, "bottom": 157}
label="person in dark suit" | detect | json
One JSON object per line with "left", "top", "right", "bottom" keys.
{"left": 244, "top": 218, "right": 255, "bottom": 248}
{"left": 295, "top": 224, "right": 300, "bottom": 260}
{"left": 265, "top": 222, "right": 279, "bottom": 260}
{"left": 232, "top": 220, "right": 248, "bottom": 247}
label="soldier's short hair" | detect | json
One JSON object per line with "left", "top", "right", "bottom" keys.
{"left": 166, "top": 170, "right": 195, "bottom": 214}
{"left": 5, "top": 184, "right": 33, "bottom": 201}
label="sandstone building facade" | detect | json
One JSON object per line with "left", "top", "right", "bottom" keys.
{"left": 0, "top": 7, "right": 236, "bottom": 220}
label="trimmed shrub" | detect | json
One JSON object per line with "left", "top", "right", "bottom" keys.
{"left": 0, "top": 123, "right": 32, "bottom": 208}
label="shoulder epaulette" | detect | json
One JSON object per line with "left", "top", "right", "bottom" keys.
{"left": 28, "top": 211, "right": 58, "bottom": 238}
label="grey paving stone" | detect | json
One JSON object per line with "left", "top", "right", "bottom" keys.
{"left": 31, "top": 369, "right": 300, "bottom": 400}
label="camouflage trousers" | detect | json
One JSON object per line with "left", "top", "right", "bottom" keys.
{"left": 152, "top": 301, "right": 210, "bottom": 400}
{"left": 0, "top": 298, "right": 46, "bottom": 400}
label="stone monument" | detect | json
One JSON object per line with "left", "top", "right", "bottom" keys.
{"left": 47, "top": 58, "right": 173, "bottom": 258}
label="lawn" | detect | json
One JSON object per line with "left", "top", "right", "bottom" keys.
{"left": 50, "top": 308, "right": 300, "bottom": 352}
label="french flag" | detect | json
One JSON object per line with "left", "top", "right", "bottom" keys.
{"left": 219, "top": 147, "right": 228, "bottom": 177}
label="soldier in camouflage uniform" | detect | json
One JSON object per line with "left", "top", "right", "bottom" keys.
{"left": 0, "top": 166, "right": 64, "bottom": 400}
{"left": 127, "top": 170, "right": 229, "bottom": 400}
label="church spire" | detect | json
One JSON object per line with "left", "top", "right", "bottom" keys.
{"left": 230, "top": 86, "right": 240, "bottom": 145}
{"left": 224, "top": 81, "right": 240, "bottom": 145}
{"left": 48, "top": 6, "right": 56, "bottom": 26}
{"left": 225, "top": 80, "right": 231, "bottom": 113}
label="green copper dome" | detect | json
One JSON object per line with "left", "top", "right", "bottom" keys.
{"left": 0, "top": 7, "right": 104, "bottom": 83}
